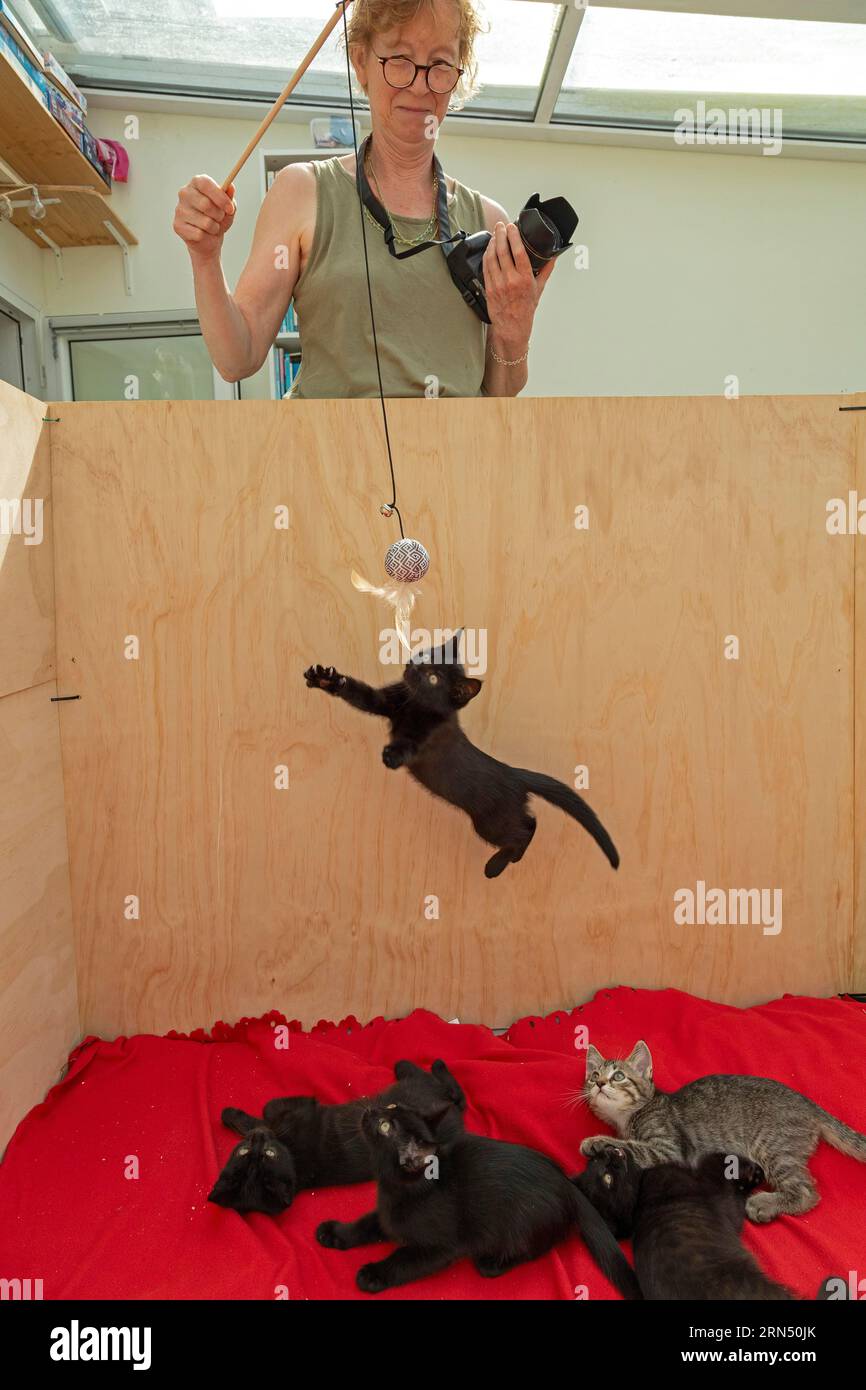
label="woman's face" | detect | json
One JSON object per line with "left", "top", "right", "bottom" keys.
{"left": 352, "top": 0, "right": 462, "bottom": 142}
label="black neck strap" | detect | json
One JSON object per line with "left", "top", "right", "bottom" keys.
{"left": 355, "top": 133, "right": 466, "bottom": 262}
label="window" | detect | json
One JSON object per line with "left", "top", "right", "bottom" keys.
{"left": 554, "top": 6, "right": 866, "bottom": 141}
{"left": 17, "top": 0, "right": 562, "bottom": 117}
{"left": 48, "top": 318, "right": 237, "bottom": 401}
{"left": 68, "top": 334, "right": 217, "bottom": 401}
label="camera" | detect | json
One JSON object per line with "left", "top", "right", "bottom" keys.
{"left": 444, "top": 194, "right": 579, "bottom": 324}
{"left": 356, "top": 135, "right": 578, "bottom": 326}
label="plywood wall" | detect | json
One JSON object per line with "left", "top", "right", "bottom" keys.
{"left": 0, "top": 382, "right": 55, "bottom": 697}
{"left": 0, "top": 380, "right": 78, "bottom": 1155}
{"left": 48, "top": 394, "right": 863, "bottom": 1037}
{"left": 854, "top": 402, "right": 866, "bottom": 990}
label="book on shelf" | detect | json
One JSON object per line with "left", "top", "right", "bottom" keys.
{"left": 279, "top": 302, "right": 299, "bottom": 336}
{"left": 274, "top": 347, "right": 302, "bottom": 398}
{"left": 0, "top": 0, "right": 43, "bottom": 69}
{"left": 43, "top": 51, "right": 87, "bottom": 114}
{"left": 0, "top": 20, "right": 49, "bottom": 105}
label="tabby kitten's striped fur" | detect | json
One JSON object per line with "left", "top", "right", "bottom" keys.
{"left": 579, "top": 1040, "right": 866, "bottom": 1223}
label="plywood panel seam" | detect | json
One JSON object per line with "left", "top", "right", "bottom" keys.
{"left": 0, "top": 675, "right": 57, "bottom": 704}
{"left": 45, "top": 404, "right": 84, "bottom": 1028}
{"left": 853, "top": 403, "right": 865, "bottom": 987}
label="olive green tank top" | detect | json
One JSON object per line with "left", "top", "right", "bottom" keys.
{"left": 287, "top": 156, "right": 488, "bottom": 399}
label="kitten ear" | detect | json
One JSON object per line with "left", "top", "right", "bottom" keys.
{"left": 459, "top": 678, "right": 482, "bottom": 703}
{"left": 627, "top": 1040, "right": 653, "bottom": 1080}
{"left": 207, "top": 1174, "right": 239, "bottom": 1206}
{"left": 431, "top": 1059, "right": 466, "bottom": 1110}
{"left": 584, "top": 1044, "right": 603, "bottom": 1075}
{"left": 394, "top": 1060, "right": 423, "bottom": 1081}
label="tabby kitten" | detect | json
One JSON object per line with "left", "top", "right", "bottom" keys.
{"left": 316, "top": 1099, "right": 640, "bottom": 1297}
{"left": 304, "top": 629, "right": 619, "bottom": 878}
{"left": 577, "top": 1148, "right": 796, "bottom": 1300}
{"left": 578, "top": 1041, "right": 866, "bottom": 1223}
{"left": 208, "top": 1059, "right": 465, "bottom": 1216}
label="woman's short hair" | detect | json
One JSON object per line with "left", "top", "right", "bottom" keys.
{"left": 345, "top": 0, "right": 483, "bottom": 109}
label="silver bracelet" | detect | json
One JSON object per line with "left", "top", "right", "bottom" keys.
{"left": 491, "top": 343, "right": 529, "bottom": 367}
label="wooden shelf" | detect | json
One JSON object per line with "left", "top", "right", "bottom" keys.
{"left": 0, "top": 49, "right": 108, "bottom": 191}
{"left": 0, "top": 47, "right": 138, "bottom": 250}
{"left": 3, "top": 188, "right": 138, "bottom": 248}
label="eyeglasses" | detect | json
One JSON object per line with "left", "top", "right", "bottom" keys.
{"left": 373, "top": 52, "right": 464, "bottom": 95}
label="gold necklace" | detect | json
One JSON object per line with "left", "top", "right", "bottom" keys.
{"left": 363, "top": 150, "right": 439, "bottom": 248}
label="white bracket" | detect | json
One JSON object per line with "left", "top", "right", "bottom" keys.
{"left": 34, "top": 228, "right": 64, "bottom": 283}
{"left": 103, "top": 219, "right": 134, "bottom": 296}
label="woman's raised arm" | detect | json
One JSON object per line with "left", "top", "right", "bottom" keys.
{"left": 173, "top": 162, "right": 315, "bottom": 384}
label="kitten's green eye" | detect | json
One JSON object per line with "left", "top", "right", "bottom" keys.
{"left": 427, "top": 673, "right": 439, "bottom": 684}
{"left": 264, "top": 1148, "right": 276, "bottom": 1158}
{"left": 238, "top": 1146, "right": 249, "bottom": 1156}
{"left": 590, "top": 1072, "right": 599, "bottom": 1083}
{"left": 603, "top": 1173, "right": 613, "bottom": 1187}
{"left": 612, "top": 1070, "right": 625, "bottom": 1081}
{"left": 378, "top": 1120, "right": 391, "bottom": 1135}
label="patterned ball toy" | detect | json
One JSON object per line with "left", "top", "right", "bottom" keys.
{"left": 384, "top": 538, "right": 430, "bottom": 584}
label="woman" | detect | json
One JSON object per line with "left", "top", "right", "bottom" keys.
{"left": 172, "top": 0, "right": 557, "bottom": 398}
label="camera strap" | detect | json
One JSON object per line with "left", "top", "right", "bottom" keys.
{"left": 355, "top": 134, "right": 466, "bottom": 263}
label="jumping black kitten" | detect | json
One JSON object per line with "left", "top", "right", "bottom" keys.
{"left": 208, "top": 1059, "right": 465, "bottom": 1216}
{"left": 576, "top": 1147, "right": 796, "bottom": 1300}
{"left": 316, "top": 1098, "right": 640, "bottom": 1297}
{"left": 304, "top": 629, "right": 619, "bottom": 878}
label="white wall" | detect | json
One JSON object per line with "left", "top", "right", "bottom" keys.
{"left": 2, "top": 103, "right": 864, "bottom": 399}
{"left": 0, "top": 215, "right": 46, "bottom": 379}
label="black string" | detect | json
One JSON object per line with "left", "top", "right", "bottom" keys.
{"left": 340, "top": 2, "right": 405, "bottom": 540}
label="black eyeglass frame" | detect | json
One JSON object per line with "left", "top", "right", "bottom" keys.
{"left": 372, "top": 51, "right": 465, "bottom": 94}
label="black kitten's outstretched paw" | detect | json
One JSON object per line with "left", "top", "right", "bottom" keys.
{"left": 304, "top": 663, "right": 346, "bottom": 693}
{"left": 382, "top": 742, "right": 408, "bottom": 769}
{"left": 316, "top": 1220, "right": 350, "bottom": 1249}
{"left": 356, "top": 1262, "right": 390, "bottom": 1294}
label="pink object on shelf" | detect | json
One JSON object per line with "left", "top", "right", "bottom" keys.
{"left": 96, "top": 138, "right": 130, "bottom": 183}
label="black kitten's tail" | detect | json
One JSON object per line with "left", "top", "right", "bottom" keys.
{"left": 568, "top": 1181, "right": 641, "bottom": 1300}
{"left": 518, "top": 770, "right": 619, "bottom": 869}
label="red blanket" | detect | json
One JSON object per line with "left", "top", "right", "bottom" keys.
{"left": 1, "top": 988, "right": 864, "bottom": 1300}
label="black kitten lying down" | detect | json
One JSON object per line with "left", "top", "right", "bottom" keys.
{"left": 304, "top": 628, "right": 619, "bottom": 879}
{"left": 316, "top": 1099, "right": 640, "bottom": 1297}
{"left": 576, "top": 1147, "right": 796, "bottom": 1300}
{"left": 208, "top": 1060, "right": 465, "bottom": 1216}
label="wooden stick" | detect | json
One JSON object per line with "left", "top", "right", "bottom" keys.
{"left": 221, "top": 1, "right": 354, "bottom": 192}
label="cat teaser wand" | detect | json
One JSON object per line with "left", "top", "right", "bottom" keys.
{"left": 222, "top": 1, "right": 432, "bottom": 658}
{"left": 338, "top": 2, "right": 432, "bottom": 658}
{"left": 220, "top": 2, "right": 355, "bottom": 191}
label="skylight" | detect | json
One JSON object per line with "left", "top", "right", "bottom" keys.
{"left": 555, "top": 6, "right": 866, "bottom": 138}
